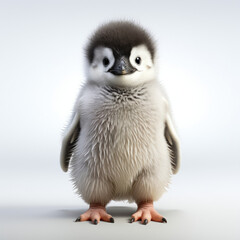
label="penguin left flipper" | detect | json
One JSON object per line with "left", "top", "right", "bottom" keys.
{"left": 60, "top": 113, "right": 81, "bottom": 172}
{"left": 164, "top": 113, "right": 180, "bottom": 174}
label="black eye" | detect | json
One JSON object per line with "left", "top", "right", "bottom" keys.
{"left": 103, "top": 57, "right": 110, "bottom": 67}
{"left": 135, "top": 57, "right": 141, "bottom": 65}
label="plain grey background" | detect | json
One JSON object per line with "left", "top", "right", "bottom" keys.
{"left": 0, "top": 0, "right": 239, "bottom": 239}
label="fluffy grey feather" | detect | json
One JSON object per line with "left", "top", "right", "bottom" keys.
{"left": 86, "top": 21, "right": 155, "bottom": 63}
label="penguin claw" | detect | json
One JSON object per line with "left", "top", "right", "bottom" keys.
{"left": 162, "top": 217, "right": 167, "bottom": 223}
{"left": 75, "top": 217, "right": 81, "bottom": 222}
{"left": 129, "top": 217, "right": 135, "bottom": 223}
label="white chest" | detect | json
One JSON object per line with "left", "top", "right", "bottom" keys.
{"left": 76, "top": 85, "right": 165, "bottom": 191}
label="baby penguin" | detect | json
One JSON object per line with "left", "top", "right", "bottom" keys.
{"left": 60, "top": 21, "right": 180, "bottom": 225}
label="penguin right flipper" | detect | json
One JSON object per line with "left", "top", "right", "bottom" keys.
{"left": 60, "top": 113, "right": 81, "bottom": 172}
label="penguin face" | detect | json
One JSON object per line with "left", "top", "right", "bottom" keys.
{"left": 85, "top": 21, "right": 156, "bottom": 87}
{"left": 86, "top": 44, "right": 156, "bottom": 87}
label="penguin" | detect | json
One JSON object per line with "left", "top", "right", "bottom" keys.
{"left": 60, "top": 21, "right": 180, "bottom": 225}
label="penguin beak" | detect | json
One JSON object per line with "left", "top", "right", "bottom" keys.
{"left": 108, "top": 56, "right": 136, "bottom": 75}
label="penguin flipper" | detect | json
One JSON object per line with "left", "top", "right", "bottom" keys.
{"left": 60, "top": 113, "right": 81, "bottom": 172}
{"left": 164, "top": 113, "right": 180, "bottom": 174}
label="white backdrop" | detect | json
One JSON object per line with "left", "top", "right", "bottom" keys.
{"left": 0, "top": 0, "right": 239, "bottom": 239}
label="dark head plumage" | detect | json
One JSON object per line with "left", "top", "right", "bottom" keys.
{"left": 86, "top": 21, "right": 155, "bottom": 63}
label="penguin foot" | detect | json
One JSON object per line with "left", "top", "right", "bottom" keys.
{"left": 130, "top": 201, "right": 167, "bottom": 225}
{"left": 75, "top": 203, "right": 114, "bottom": 224}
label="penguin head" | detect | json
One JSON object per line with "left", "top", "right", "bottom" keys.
{"left": 85, "top": 21, "right": 156, "bottom": 87}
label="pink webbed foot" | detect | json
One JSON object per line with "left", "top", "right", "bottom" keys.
{"left": 75, "top": 203, "right": 114, "bottom": 224}
{"left": 130, "top": 201, "right": 167, "bottom": 225}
